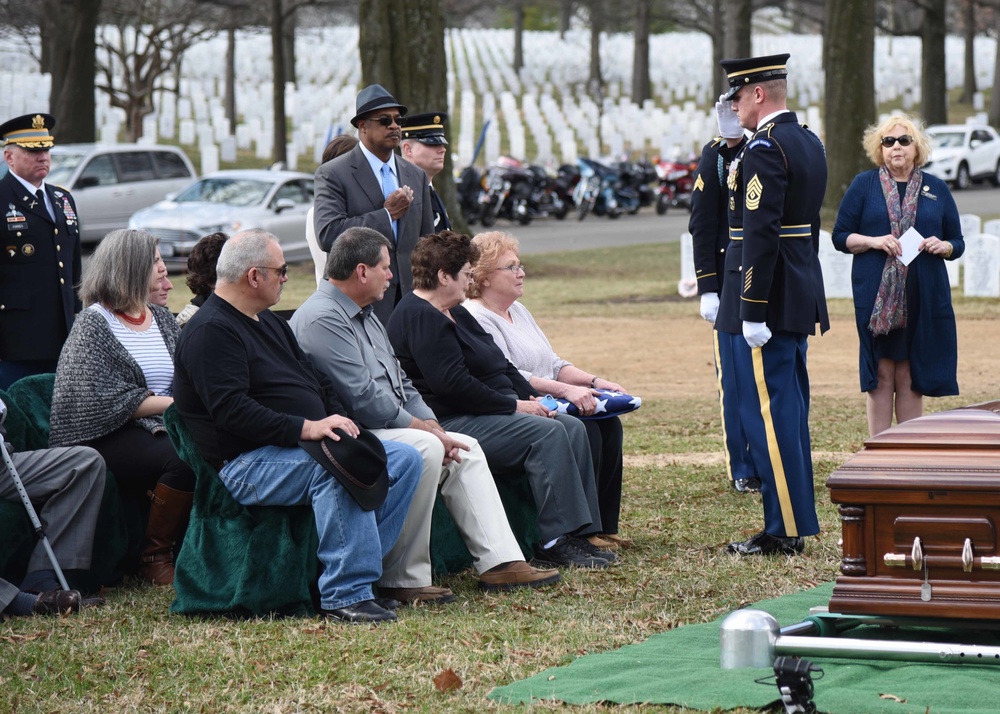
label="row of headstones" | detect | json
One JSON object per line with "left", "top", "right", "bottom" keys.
{"left": 678, "top": 214, "right": 1000, "bottom": 301}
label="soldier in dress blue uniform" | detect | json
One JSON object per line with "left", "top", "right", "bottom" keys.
{"left": 714, "top": 54, "right": 830, "bottom": 556}
{"left": 690, "top": 122, "right": 760, "bottom": 494}
{"left": 400, "top": 112, "right": 451, "bottom": 231}
{"left": 0, "top": 113, "right": 82, "bottom": 389}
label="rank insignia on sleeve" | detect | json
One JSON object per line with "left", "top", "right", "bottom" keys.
{"left": 693, "top": 173, "right": 704, "bottom": 192}
{"left": 729, "top": 196, "right": 735, "bottom": 211}
{"left": 744, "top": 266, "right": 753, "bottom": 292}
{"left": 745, "top": 174, "right": 763, "bottom": 211}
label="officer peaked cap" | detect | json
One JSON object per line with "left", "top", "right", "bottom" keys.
{"left": 0, "top": 113, "right": 56, "bottom": 150}
{"left": 401, "top": 112, "right": 448, "bottom": 146}
{"left": 720, "top": 53, "right": 791, "bottom": 101}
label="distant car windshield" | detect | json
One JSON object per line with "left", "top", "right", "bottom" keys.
{"left": 47, "top": 151, "right": 88, "bottom": 185}
{"left": 174, "top": 178, "right": 272, "bottom": 207}
{"left": 928, "top": 131, "right": 966, "bottom": 149}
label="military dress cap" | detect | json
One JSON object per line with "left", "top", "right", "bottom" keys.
{"left": 720, "top": 53, "right": 791, "bottom": 100}
{"left": 401, "top": 112, "right": 448, "bottom": 145}
{"left": 351, "top": 84, "right": 408, "bottom": 128}
{"left": 0, "top": 113, "right": 56, "bottom": 150}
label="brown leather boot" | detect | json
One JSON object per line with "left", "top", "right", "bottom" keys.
{"left": 140, "top": 483, "right": 194, "bottom": 586}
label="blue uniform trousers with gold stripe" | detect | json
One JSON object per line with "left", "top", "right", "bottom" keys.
{"left": 730, "top": 331, "right": 819, "bottom": 538}
{"left": 713, "top": 330, "right": 755, "bottom": 483}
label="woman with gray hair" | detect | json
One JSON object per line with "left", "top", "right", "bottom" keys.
{"left": 832, "top": 113, "right": 964, "bottom": 436}
{"left": 49, "top": 229, "right": 194, "bottom": 585}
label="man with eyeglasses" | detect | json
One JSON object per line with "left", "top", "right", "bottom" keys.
{"left": 173, "top": 228, "right": 423, "bottom": 623}
{"left": 713, "top": 53, "right": 829, "bottom": 557}
{"left": 313, "top": 85, "right": 434, "bottom": 325}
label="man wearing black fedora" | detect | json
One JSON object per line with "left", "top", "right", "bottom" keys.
{"left": 0, "top": 113, "right": 82, "bottom": 389}
{"left": 400, "top": 112, "right": 451, "bottom": 231}
{"left": 173, "top": 229, "right": 424, "bottom": 623}
{"left": 313, "top": 85, "right": 434, "bottom": 325}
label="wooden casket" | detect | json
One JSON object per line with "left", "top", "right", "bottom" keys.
{"left": 827, "top": 403, "right": 1000, "bottom": 619}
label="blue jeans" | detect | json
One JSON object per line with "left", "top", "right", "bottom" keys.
{"left": 219, "top": 440, "right": 421, "bottom": 610}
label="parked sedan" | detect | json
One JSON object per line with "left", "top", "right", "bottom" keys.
{"left": 924, "top": 124, "right": 1000, "bottom": 190}
{"left": 129, "top": 169, "right": 314, "bottom": 269}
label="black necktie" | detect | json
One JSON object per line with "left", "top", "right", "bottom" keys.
{"left": 35, "top": 189, "right": 44, "bottom": 208}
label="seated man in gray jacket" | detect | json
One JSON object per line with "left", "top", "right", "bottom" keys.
{"left": 291, "top": 227, "right": 560, "bottom": 601}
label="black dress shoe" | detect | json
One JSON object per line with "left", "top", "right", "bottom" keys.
{"left": 733, "top": 477, "right": 762, "bottom": 493}
{"left": 727, "top": 530, "right": 804, "bottom": 556}
{"left": 33, "top": 589, "right": 82, "bottom": 615}
{"left": 533, "top": 537, "right": 610, "bottom": 568}
{"left": 321, "top": 599, "right": 397, "bottom": 623}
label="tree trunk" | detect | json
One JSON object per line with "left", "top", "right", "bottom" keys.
{"left": 960, "top": 0, "right": 976, "bottom": 104}
{"left": 631, "top": 0, "right": 651, "bottom": 105}
{"left": 921, "top": 0, "right": 947, "bottom": 125}
{"left": 991, "top": 9, "right": 1000, "bottom": 126}
{"left": 51, "top": 0, "right": 100, "bottom": 143}
{"left": 283, "top": 6, "right": 297, "bottom": 86}
{"left": 225, "top": 22, "right": 237, "bottom": 128}
{"left": 724, "top": 0, "right": 751, "bottom": 59}
{"left": 587, "top": 1, "right": 603, "bottom": 88}
{"left": 558, "top": 0, "right": 573, "bottom": 39}
{"left": 711, "top": 0, "right": 725, "bottom": 97}
{"left": 271, "top": 0, "right": 287, "bottom": 165}
{"left": 513, "top": 1, "right": 524, "bottom": 75}
{"left": 358, "top": 0, "right": 463, "bottom": 232}
{"left": 823, "top": 0, "right": 875, "bottom": 219}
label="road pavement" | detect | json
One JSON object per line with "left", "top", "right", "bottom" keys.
{"left": 508, "top": 182, "right": 999, "bottom": 255}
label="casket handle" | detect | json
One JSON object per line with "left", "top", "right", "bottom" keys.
{"left": 963, "top": 538, "right": 974, "bottom": 573}
{"left": 883, "top": 537, "right": 923, "bottom": 570}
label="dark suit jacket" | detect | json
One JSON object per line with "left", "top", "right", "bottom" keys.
{"left": 717, "top": 112, "right": 829, "bottom": 336}
{"left": 313, "top": 144, "right": 434, "bottom": 325}
{"left": 0, "top": 172, "right": 82, "bottom": 362}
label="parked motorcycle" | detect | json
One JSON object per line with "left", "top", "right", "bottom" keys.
{"left": 457, "top": 166, "right": 485, "bottom": 225}
{"left": 574, "top": 157, "right": 640, "bottom": 220}
{"left": 479, "top": 157, "right": 534, "bottom": 227}
{"left": 615, "top": 159, "right": 658, "bottom": 214}
{"left": 654, "top": 156, "right": 699, "bottom": 215}
{"left": 526, "top": 164, "right": 569, "bottom": 220}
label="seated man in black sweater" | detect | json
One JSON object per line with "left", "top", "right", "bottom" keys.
{"left": 173, "top": 229, "right": 422, "bottom": 623}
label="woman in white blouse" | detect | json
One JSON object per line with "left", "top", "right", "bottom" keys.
{"left": 49, "top": 229, "right": 194, "bottom": 585}
{"left": 466, "top": 231, "right": 629, "bottom": 549}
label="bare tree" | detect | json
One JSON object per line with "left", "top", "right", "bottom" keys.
{"left": 584, "top": 0, "right": 604, "bottom": 89}
{"left": 992, "top": 7, "right": 1000, "bottom": 125}
{"left": 42, "top": 0, "right": 102, "bottom": 142}
{"left": 513, "top": 0, "right": 525, "bottom": 74}
{"left": 95, "top": 0, "right": 220, "bottom": 141}
{"left": 824, "top": 0, "right": 875, "bottom": 215}
{"left": 724, "top": 0, "right": 751, "bottom": 58}
{"left": 920, "top": 0, "right": 947, "bottom": 124}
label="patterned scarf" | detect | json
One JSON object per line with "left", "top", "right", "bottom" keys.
{"left": 868, "top": 164, "right": 921, "bottom": 336}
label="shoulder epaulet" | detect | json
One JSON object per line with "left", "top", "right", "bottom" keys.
{"left": 710, "top": 136, "right": 725, "bottom": 148}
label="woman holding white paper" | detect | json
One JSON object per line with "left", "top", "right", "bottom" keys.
{"left": 832, "top": 113, "right": 964, "bottom": 436}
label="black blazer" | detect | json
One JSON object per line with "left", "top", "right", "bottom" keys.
{"left": 0, "top": 172, "right": 82, "bottom": 361}
{"left": 689, "top": 136, "right": 744, "bottom": 296}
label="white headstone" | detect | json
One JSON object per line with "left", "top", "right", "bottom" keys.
{"left": 963, "top": 233, "right": 1000, "bottom": 297}
{"left": 179, "top": 120, "right": 196, "bottom": 145}
{"left": 200, "top": 144, "right": 219, "bottom": 175}
{"left": 983, "top": 219, "right": 1000, "bottom": 237}
{"left": 961, "top": 213, "right": 982, "bottom": 238}
{"left": 220, "top": 136, "right": 237, "bottom": 163}
{"left": 818, "top": 229, "right": 854, "bottom": 299}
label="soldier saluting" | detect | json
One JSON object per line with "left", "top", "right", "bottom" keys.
{"left": 0, "top": 113, "right": 82, "bottom": 389}
{"left": 713, "top": 54, "right": 830, "bottom": 557}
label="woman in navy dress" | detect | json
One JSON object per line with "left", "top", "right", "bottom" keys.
{"left": 832, "top": 113, "right": 963, "bottom": 436}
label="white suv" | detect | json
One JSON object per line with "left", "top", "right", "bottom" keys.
{"left": 924, "top": 124, "right": 1000, "bottom": 190}
{"left": 44, "top": 144, "right": 197, "bottom": 244}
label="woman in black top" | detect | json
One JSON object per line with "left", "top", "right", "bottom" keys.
{"left": 386, "top": 231, "right": 614, "bottom": 569}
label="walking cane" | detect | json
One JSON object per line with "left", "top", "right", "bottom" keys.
{"left": 0, "top": 400, "right": 71, "bottom": 592}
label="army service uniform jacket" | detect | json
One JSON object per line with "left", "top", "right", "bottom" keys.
{"left": 0, "top": 171, "right": 82, "bottom": 362}
{"left": 716, "top": 112, "right": 830, "bottom": 337}
{"left": 689, "top": 136, "right": 746, "bottom": 296}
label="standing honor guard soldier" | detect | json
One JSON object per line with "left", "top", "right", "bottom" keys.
{"left": 714, "top": 53, "right": 829, "bottom": 556}
{"left": 400, "top": 112, "right": 451, "bottom": 231}
{"left": 0, "top": 113, "right": 82, "bottom": 389}
{"left": 690, "top": 107, "right": 759, "bottom": 494}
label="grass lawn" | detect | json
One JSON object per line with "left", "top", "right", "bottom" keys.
{"left": 7, "top": 241, "right": 998, "bottom": 713}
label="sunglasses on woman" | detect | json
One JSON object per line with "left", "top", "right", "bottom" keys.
{"left": 880, "top": 135, "right": 913, "bottom": 148}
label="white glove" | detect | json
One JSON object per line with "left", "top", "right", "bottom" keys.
{"left": 743, "top": 321, "right": 772, "bottom": 348}
{"left": 715, "top": 94, "right": 743, "bottom": 140}
{"left": 699, "top": 292, "right": 720, "bottom": 323}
